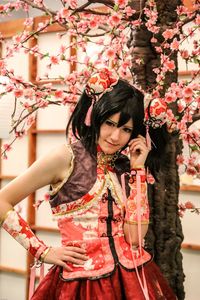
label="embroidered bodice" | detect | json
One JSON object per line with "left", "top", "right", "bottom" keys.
{"left": 49, "top": 141, "right": 151, "bottom": 280}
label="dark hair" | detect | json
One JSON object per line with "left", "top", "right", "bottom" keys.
{"left": 66, "top": 79, "right": 170, "bottom": 175}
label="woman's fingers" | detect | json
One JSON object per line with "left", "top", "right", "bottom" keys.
{"left": 129, "top": 141, "right": 148, "bottom": 153}
{"left": 65, "top": 246, "right": 86, "bottom": 253}
{"left": 63, "top": 250, "right": 88, "bottom": 261}
{"left": 63, "top": 255, "right": 86, "bottom": 265}
{"left": 58, "top": 260, "right": 73, "bottom": 271}
{"left": 129, "top": 135, "right": 146, "bottom": 145}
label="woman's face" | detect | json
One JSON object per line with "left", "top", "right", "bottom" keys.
{"left": 98, "top": 112, "right": 133, "bottom": 154}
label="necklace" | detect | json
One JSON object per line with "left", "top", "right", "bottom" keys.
{"left": 97, "top": 146, "right": 119, "bottom": 171}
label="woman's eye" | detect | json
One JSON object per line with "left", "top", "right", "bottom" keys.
{"left": 105, "top": 120, "right": 115, "bottom": 126}
{"left": 123, "top": 127, "right": 132, "bottom": 134}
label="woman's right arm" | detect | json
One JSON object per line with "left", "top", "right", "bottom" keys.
{"left": 0, "top": 144, "right": 88, "bottom": 270}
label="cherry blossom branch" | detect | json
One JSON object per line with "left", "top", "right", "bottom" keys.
{"left": 21, "top": 0, "right": 56, "bottom": 16}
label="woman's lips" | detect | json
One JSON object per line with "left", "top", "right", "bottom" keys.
{"left": 106, "top": 141, "right": 118, "bottom": 147}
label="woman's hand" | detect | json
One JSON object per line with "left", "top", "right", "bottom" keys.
{"left": 128, "top": 135, "right": 150, "bottom": 169}
{"left": 43, "top": 246, "right": 88, "bottom": 271}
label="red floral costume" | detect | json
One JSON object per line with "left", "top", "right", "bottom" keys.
{"left": 31, "top": 141, "right": 176, "bottom": 299}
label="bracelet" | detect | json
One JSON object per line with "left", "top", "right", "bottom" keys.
{"left": 124, "top": 219, "right": 149, "bottom": 225}
{"left": 131, "top": 165, "right": 145, "bottom": 170}
{"left": 40, "top": 247, "right": 51, "bottom": 263}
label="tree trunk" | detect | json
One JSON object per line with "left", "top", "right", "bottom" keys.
{"left": 129, "top": 1, "right": 185, "bottom": 299}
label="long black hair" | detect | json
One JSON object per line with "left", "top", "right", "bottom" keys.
{"left": 66, "top": 79, "right": 170, "bottom": 175}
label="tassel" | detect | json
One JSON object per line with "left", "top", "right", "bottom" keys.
{"left": 84, "top": 99, "right": 94, "bottom": 126}
{"left": 145, "top": 126, "right": 152, "bottom": 150}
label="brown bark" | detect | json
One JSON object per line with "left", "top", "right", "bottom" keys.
{"left": 129, "top": 0, "right": 185, "bottom": 299}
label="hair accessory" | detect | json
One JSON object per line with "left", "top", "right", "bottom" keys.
{"left": 84, "top": 68, "right": 119, "bottom": 126}
{"left": 144, "top": 98, "right": 167, "bottom": 129}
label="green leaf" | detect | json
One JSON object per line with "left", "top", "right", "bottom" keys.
{"left": 113, "top": 4, "right": 119, "bottom": 12}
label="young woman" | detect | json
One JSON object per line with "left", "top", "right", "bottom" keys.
{"left": 0, "top": 68, "right": 176, "bottom": 299}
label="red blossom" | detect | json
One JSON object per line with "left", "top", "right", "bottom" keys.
{"left": 50, "top": 56, "right": 59, "bottom": 64}
{"left": 109, "top": 14, "right": 121, "bottom": 26}
{"left": 164, "top": 59, "right": 175, "bottom": 71}
{"left": 176, "top": 155, "right": 185, "bottom": 165}
{"left": 14, "top": 89, "right": 23, "bottom": 98}
{"left": 180, "top": 50, "right": 189, "bottom": 59}
{"left": 55, "top": 90, "right": 64, "bottom": 98}
{"left": 162, "top": 29, "right": 176, "bottom": 40}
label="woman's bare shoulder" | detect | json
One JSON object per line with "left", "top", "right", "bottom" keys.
{"left": 45, "top": 143, "right": 73, "bottom": 184}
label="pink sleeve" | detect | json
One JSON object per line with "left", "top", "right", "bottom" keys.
{"left": 2, "top": 210, "right": 48, "bottom": 260}
{"left": 124, "top": 169, "right": 149, "bottom": 225}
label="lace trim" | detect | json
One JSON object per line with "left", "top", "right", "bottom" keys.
{"left": 49, "top": 144, "right": 75, "bottom": 196}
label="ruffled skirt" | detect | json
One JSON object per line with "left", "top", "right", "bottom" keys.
{"left": 31, "top": 262, "right": 176, "bottom": 300}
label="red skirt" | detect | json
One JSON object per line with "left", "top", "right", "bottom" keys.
{"left": 31, "top": 262, "right": 176, "bottom": 300}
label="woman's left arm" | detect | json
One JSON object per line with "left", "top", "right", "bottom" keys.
{"left": 123, "top": 135, "right": 150, "bottom": 246}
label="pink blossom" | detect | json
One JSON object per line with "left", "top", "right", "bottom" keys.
{"left": 155, "top": 46, "right": 162, "bottom": 53}
{"left": 69, "top": 0, "right": 77, "bottom": 9}
{"left": 162, "top": 29, "right": 175, "bottom": 40}
{"left": 23, "top": 102, "right": 31, "bottom": 109}
{"left": 14, "top": 89, "right": 23, "bottom": 98}
{"left": 27, "top": 115, "right": 36, "bottom": 126}
{"left": 185, "top": 201, "right": 195, "bottom": 209}
{"left": 164, "top": 59, "right": 175, "bottom": 72}
{"left": 23, "top": 18, "right": 33, "bottom": 26}
{"left": 195, "top": 14, "right": 200, "bottom": 25}
{"left": 2, "top": 143, "right": 11, "bottom": 151}
{"left": 176, "top": 5, "right": 189, "bottom": 16}
{"left": 177, "top": 100, "right": 185, "bottom": 113}
{"left": 55, "top": 90, "right": 64, "bottom": 98}
{"left": 0, "top": 59, "right": 6, "bottom": 70}
{"left": 33, "top": 0, "right": 44, "bottom": 7}
{"left": 89, "top": 19, "right": 98, "bottom": 29}
{"left": 0, "top": 5, "right": 5, "bottom": 12}
{"left": 37, "top": 99, "right": 49, "bottom": 108}
{"left": 193, "top": 40, "right": 198, "bottom": 49}
{"left": 186, "top": 167, "right": 197, "bottom": 176}
{"left": 24, "top": 88, "right": 34, "bottom": 99}
{"left": 176, "top": 154, "right": 185, "bottom": 165}
{"left": 183, "top": 86, "right": 193, "bottom": 97}
{"left": 6, "top": 84, "right": 14, "bottom": 92}
{"left": 124, "top": 6, "right": 136, "bottom": 17}
{"left": 170, "top": 38, "right": 179, "bottom": 50}
{"left": 59, "top": 45, "right": 66, "bottom": 54}
{"left": 131, "top": 20, "right": 142, "bottom": 27}
{"left": 180, "top": 50, "right": 189, "bottom": 59}
{"left": 15, "top": 131, "right": 25, "bottom": 139}
{"left": 115, "top": 0, "right": 128, "bottom": 8}
{"left": 109, "top": 14, "right": 121, "bottom": 26}
{"left": 151, "top": 37, "right": 158, "bottom": 43}
{"left": 50, "top": 56, "right": 59, "bottom": 64}
{"left": 121, "top": 59, "right": 131, "bottom": 69}
{"left": 165, "top": 92, "right": 177, "bottom": 103}
{"left": 105, "top": 48, "right": 116, "bottom": 59}
{"left": 59, "top": 8, "right": 70, "bottom": 18}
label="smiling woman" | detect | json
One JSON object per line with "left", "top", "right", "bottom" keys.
{"left": 98, "top": 113, "right": 133, "bottom": 154}
{"left": 0, "top": 68, "right": 175, "bottom": 300}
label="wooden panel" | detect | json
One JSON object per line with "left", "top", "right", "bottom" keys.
{"left": 183, "top": 0, "right": 196, "bottom": 10}
{"left": 0, "top": 18, "right": 27, "bottom": 38}
{"left": 180, "top": 185, "right": 200, "bottom": 192}
{"left": 182, "top": 243, "right": 200, "bottom": 251}
{"left": 0, "top": 265, "right": 26, "bottom": 276}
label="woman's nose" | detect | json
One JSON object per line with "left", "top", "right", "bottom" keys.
{"left": 110, "top": 128, "right": 120, "bottom": 141}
